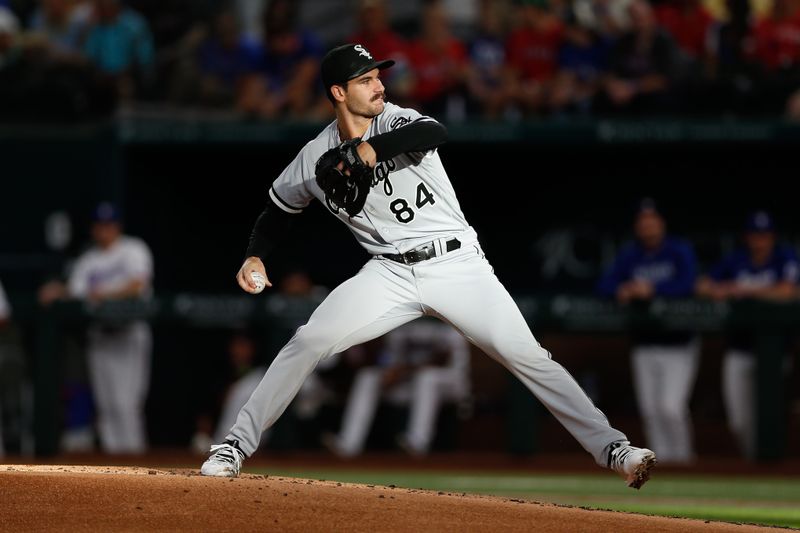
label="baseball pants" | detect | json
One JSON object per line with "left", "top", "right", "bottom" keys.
{"left": 227, "top": 243, "right": 627, "bottom": 464}
{"left": 631, "top": 341, "right": 700, "bottom": 464}
{"left": 722, "top": 350, "right": 756, "bottom": 459}
{"left": 87, "top": 323, "right": 151, "bottom": 454}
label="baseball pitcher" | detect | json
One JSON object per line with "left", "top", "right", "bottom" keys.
{"left": 201, "top": 43, "right": 657, "bottom": 488}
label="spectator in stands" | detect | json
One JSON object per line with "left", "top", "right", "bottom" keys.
{"left": 505, "top": 0, "right": 565, "bottom": 115}
{"left": 695, "top": 211, "right": 799, "bottom": 459}
{"left": 1, "top": 5, "right": 113, "bottom": 120}
{"left": 237, "top": 0, "right": 326, "bottom": 119}
{"left": 82, "top": 0, "right": 155, "bottom": 100}
{"left": 753, "top": 0, "right": 800, "bottom": 72}
{"left": 550, "top": 5, "right": 611, "bottom": 115}
{"left": 323, "top": 319, "right": 471, "bottom": 457}
{"left": 705, "top": 0, "right": 761, "bottom": 114}
{"left": 348, "top": 0, "right": 412, "bottom": 104}
{"left": 406, "top": 0, "right": 469, "bottom": 119}
{"left": 571, "top": 0, "right": 627, "bottom": 38}
{"left": 441, "top": 0, "right": 480, "bottom": 38}
{"left": 27, "top": 0, "right": 91, "bottom": 57}
{"left": 466, "top": 0, "right": 512, "bottom": 118}
{"left": 655, "top": 0, "right": 715, "bottom": 60}
{"left": 121, "top": 0, "right": 211, "bottom": 53}
{"left": 752, "top": 0, "right": 800, "bottom": 113}
{"left": 597, "top": 198, "right": 700, "bottom": 465}
{"left": 170, "top": 9, "right": 256, "bottom": 108}
{"left": 597, "top": 0, "right": 679, "bottom": 114}
{"left": 234, "top": 0, "right": 267, "bottom": 41}
{"left": 39, "top": 202, "right": 154, "bottom": 454}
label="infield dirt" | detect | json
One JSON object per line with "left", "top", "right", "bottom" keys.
{"left": 0, "top": 465, "right": 790, "bottom": 532}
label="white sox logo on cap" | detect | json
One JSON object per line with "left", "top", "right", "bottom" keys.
{"left": 354, "top": 44, "right": 372, "bottom": 60}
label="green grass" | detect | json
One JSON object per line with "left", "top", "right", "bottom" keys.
{"left": 249, "top": 468, "right": 800, "bottom": 529}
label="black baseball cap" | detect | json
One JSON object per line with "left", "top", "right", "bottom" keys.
{"left": 321, "top": 43, "right": 395, "bottom": 98}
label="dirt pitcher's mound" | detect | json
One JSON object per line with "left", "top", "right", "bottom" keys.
{"left": 0, "top": 465, "right": 786, "bottom": 532}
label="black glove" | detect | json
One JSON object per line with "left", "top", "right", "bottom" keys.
{"left": 315, "top": 138, "right": 373, "bottom": 217}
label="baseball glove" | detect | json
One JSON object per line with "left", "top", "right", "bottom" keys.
{"left": 315, "top": 138, "right": 373, "bottom": 217}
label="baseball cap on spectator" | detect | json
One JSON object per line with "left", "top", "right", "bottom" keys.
{"left": 92, "top": 201, "right": 121, "bottom": 223}
{"left": 321, "top": 43, "right": 395, "bottom": 100}
{"left": 745, "top": 210, "right": 775, "bottom": 233}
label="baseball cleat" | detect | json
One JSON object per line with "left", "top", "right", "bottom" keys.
{"left": 201, "top": 443, "right": 245, "bottom": 477}
{"left": 608, "top": 442, "right": 657, "bottom": 489}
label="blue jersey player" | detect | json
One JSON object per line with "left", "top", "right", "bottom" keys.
{"left": 598, "top": 198, "right": 699, "bottom": 464}
{"left": 696, "top": 211, "right": 799, "bottom": 458}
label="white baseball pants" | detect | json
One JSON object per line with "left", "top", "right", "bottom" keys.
{"left": 87, "top": 322, "right": 151, "bottom": 454}
{"left": 227, "top": 244, "right": 628, "bottom": 464}
{"left": 722, "top": 350, "right": 756, "bottom": 459}
{"left": 631, "top": 341, "right": 700, "bottom": 464}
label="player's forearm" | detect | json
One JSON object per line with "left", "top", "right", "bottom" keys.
{"left": 245, "top": 201, "right": 294, "bottom": 262}
{"left": 367, "top": 120, "right": 448, "bottom": 162}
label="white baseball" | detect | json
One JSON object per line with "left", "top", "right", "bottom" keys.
{"left": 249, "top": 271, "right": 266, "bottom": 294}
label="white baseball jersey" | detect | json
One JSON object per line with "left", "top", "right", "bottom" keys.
{"left": 268, "top": 102, "right": 478, "bottom": 255}
{"left": 68, "top": 236, "right": 153, "bottom": 299}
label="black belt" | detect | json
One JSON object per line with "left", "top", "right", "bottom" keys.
{"left": 382, "top": 238, "right": 461, "bottom": 265}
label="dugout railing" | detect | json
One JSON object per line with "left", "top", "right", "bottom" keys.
{"left": 26, "top": 295, "right": 797, "bottom": 460}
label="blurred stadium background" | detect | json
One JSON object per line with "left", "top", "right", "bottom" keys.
{"left": 2, "top": 0, "right": 800, "bottom": 527}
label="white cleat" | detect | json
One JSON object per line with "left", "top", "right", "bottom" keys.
{"left": 608, "top": 442, "right": 657, "bottom": 489}
{"left": 200, "top": 443, "right": 245, "bottom": 477}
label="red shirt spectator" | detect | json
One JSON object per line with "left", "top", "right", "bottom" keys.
{"left": 656, "top": 0, "right": 715, "bottom": 58}
{"left": 406, "top": 37, "right": 467, "bottom": 103}
{"left": 506, "top": 14, "right": 564, "bottom": 82}
{"left": 753, "top": 0, "right": 800, "bottom": 70}
{"left": 406, "top": 1, "right": 467, "bottom": 106}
